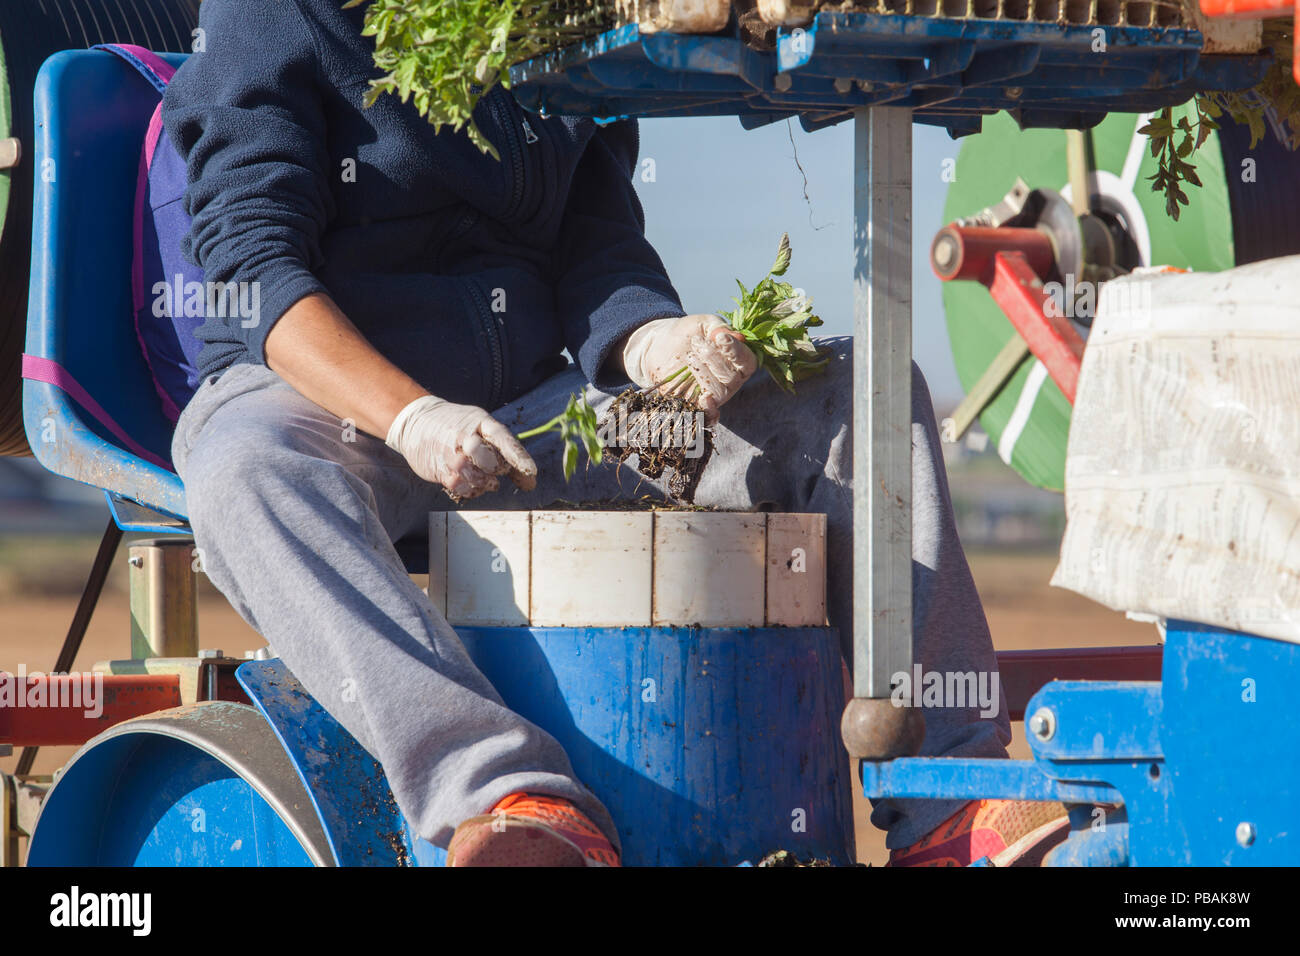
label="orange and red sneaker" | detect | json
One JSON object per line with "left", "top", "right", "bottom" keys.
{"left": 446, "top": 792, "right": 621, "bottom": 867}
{"left": 887, "top": 799, "right": 1069, "bottom": 867}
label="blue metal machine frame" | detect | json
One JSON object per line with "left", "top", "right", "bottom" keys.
{"left": 863, "top": 621, "right": 1300, "bottom": 865}
{"left": 21, "top": 24, "right": 1291, "bottom": 866}
{"left": 509, "top": 12, "right": 1269, "bottom": 135}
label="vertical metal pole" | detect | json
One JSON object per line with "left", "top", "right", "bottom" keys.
{"left": 842, "top": 106, "right": 924, "bottom": 760}
{"left": 129, "top": 538, "right": 199, "bottom": 660}
{"left": 852, "top": 105, "right": 913, "bottom": 697}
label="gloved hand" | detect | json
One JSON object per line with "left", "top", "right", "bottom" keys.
{"left": 621, "top": 314, "right": 758, "bottom": 424}
{"left": 386, "top": 395, "right": 537, "bottom": 499}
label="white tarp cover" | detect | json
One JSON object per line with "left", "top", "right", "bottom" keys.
{"left": 1051, "top": 256, "right": 1300, "bottom": 644}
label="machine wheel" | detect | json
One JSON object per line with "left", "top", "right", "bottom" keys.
{"left": 26, "top": 701, "right": 334, "bottom": 866}
{"left": 943, "top": 109, "right": 1297, "bottom": 491}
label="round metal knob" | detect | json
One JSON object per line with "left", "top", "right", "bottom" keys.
{"left": 840, "top": 697, "right": 926, "bottom": 760}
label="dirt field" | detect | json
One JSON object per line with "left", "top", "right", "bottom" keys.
{"left": 1, "top": 548, "right": 1155, "bottom": 865}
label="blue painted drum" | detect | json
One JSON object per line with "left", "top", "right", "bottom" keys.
{"left": 458, "top": 625, "right": 856, "bottom": 867}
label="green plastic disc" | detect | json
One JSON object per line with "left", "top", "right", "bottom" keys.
{"left": 942, "top": 109, "right": 1235, "bottom": 491}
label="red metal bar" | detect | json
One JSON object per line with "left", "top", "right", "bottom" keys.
{"left": 930, "top": 224, "right": 1056, "bottom": 284}
{"left": 987, "top": 251, "right": 1086, "bottom": 403}
{"left": 0, "top": 673, "right": 182, "bottom": 747}
{"left": 1200, "top": 0, "right": 1287, "bottom": 18}
{"left": 996, "top": 646, "right": 1164, "bottom": 721}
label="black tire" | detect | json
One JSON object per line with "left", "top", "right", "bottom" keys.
{"left": 1217, "top": 112, "right": 1300, "bottom": 266}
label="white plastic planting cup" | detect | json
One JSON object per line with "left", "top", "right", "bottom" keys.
{"left": 530, "top": 511, "right": 654, "bottom": 626}
{"left": 756, "top": 0, "right": 819, "bottom": 27}
{"left": 765, "top": 512, "right": 828, "bottom": 626}
{"left": 652, "top": 512, "right": 767, "bottom": 626}
{"left": 445, "top": 512, "right": 531, "bottom": 626}
{"left": 617, "top": 0, "right": 731, "bottom": 33}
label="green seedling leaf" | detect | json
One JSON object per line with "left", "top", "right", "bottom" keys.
{"left": 1139, "top": 101, "right": 1221, "bottom": 222}
{"left": 516, "top": 391, "right": 604, "bottom": 482}
{"left": 711, "top": 233, "right": 831, "bottom": 392}
{"left": 770, "top": 233, "right": 792, "bottom": 276}
{"left": 352, "top": 0, "right": 614, "bottom": 159}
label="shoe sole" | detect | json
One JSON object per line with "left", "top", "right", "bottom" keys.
{"left": 990, "top": 814, "right": 1071, "bottom": 867}
{"left": 447, "top": 815, "right": 589, "bottom": 867}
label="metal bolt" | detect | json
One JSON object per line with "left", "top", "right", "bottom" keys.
{"left": 1028, "top": 707, "right": 1056, "bottom": 741}
{"left": 1005, "top": 86, "right": 1023, "bottom": 99}
{"left": 833, "top": 77, "right": 852, "bottom": 94}
{"left": 932, "top": 234, "right": 959, "bottom": 271}
{"left": 253, "top": 646, "right": 275, "bottom": 661}
{"left": 128, "top": 556, "right": 144, "bottom": 568}
{"left": 773, "top": 72, "right": 792, "bottom": 92}
{"left": 198, "top": 649, "right": 225, "bottom": 660}
{"left": 1236, "top": 822, "right": 1256, "bottom": 847}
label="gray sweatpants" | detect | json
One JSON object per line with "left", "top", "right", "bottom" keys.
{"left": 171, "top": 335, "right": 1010, "bottom": 853}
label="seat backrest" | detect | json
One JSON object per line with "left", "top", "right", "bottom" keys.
{"left": 24, "top": 49, "right": 188, "bottom": 521}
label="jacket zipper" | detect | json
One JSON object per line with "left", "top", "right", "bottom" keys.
{"left": 464, "top": 89, "right": 531, "bottom": 406}
{"left": 490, "top": 88, "right": 526, "bottom": 220}
{"left": 465, "top": 277, "right": 505, "bottom": 410}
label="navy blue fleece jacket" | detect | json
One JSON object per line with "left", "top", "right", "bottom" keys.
{"left": 162, "top": 0, "right": 685, "bottom": 411}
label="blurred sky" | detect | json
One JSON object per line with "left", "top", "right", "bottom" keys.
{"left": 633, "top": 118, "right": 962, "bottom": 407}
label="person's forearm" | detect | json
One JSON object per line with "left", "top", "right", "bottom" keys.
{"left": 263, "top": 292, "right": 429, "bottom": 439}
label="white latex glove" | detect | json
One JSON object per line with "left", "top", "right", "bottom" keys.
{"left": 621, "top": 314, "right": 758, "bottom": 424}
{"left": 386, "top": 395, "right": 537, "bottom": 499}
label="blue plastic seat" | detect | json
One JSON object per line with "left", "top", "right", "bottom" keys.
{"left": 22, "top": 49, "right": 429, "bottom": 572}
{"left": 24, "top": 48, "right": 187, "bottom": 532}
